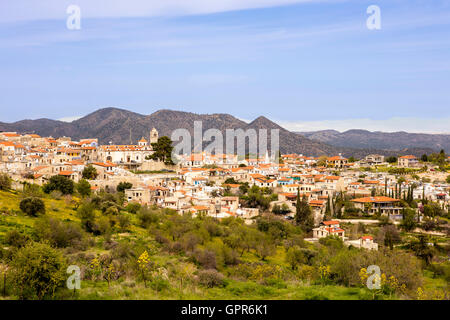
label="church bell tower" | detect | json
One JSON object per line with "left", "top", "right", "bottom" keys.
{"left": 150, "top": 128, "right": 159, "bottom": 144}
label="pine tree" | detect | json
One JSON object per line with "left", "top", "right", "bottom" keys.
{"left": 295, "top": 188, "right": 314, "bottom": 232}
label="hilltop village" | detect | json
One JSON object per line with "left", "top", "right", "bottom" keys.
{"left": 1, "top": 129, "right": 449, "bottom": 245}
{"left": 1, "top": 128, "right": 449, "bottom": 300}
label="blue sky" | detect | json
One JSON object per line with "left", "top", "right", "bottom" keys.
{"left": 0, "top": 0, "right": 449, "bottom": 133}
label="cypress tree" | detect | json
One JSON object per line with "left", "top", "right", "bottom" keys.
{"left": 295, "top": 188, "right": 314, "bottom": 232}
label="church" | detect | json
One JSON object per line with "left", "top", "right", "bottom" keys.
{"left": 98, "top": 128, "right": 159, "bottom": 165}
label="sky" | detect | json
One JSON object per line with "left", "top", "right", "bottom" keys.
{"left": 0, "top": 0, "right": 449, "bottom": 133}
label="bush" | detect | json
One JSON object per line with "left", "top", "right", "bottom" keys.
{"left": 21, "top": 183, "right": 43, "bottom": 198}
{"left": 10, "top": 242, "right": 67, "bottom": 299}
{"left": 118, "top": 214, "right": 131, "bottom": 231}
{"left": 401, "top": 208, "right": 417, "bottom": 231}
{"left": 117, "top": 182, "right": 133, "bottom": 193}
{"left": 43, "top": 175, "right": 74, "bottom": 195}
{"left": 104, "top": 206, "right": 119, "bottom": 216}
{"left": 76, "top": 179, "right": 91, "bottom": 197}
{"left": 19, "top": 197, "right": 45, "bottom": 216}
{"left": 77, "top": 203, "right": 98, "bottom": 234}
{"left": 297, "top": 265, "right": 316, "bottom": 282}
{"left": 193, "top": 249, "right": 217, "bottom": 269}
{"left": 126, "top": 202, "right": 141, "bottom": 214}
{"left": 34, "top": 217, "right": 85, "bottom": 249}
{"left": 0, "top": 173, "right": 11, "bottom": 190}
{"left": 82, "top": 165, "right": 98, "bottom": 180}
{"left": 137, "top": 208, "right": 159, "bottom": 228}
{"left": 422, "top": 218, "right": 439, "bottom": 231}
{"left": 197, "top": 269, "right": 224, "bottom": 288}
{"left": 49, "top": 190, "right": 63, "bottom": 200}
{"left": 5, "top": 230, "right": 31, "bottom": 248}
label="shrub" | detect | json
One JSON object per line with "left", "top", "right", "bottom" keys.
{"left": 82, "top": 165, "right": 98, "bottom": 180}
{"left": 10, "top": 242, "right": 67, "bottom": 299}
{"left": 104, "top": 206, "right": 119, "bottom": 216}
{"left": 118, "top": 214, "right": 131, "bottom": 231}
{"left": 49, "top": 190, "right": 63, "bottom": 200}
{"left": 297, "top": 265, "right": 316, "bottom": 282}
{"left": 76, "top": 179, "right": 91, "bottom": 197}
{"left": 250, "top": 264, "right": 284, "bottom": 284}
{"left": 34, "top": 217, "right": 85, "bottom": 249}
{"left": 0, "top": 173, "right": 11, "bottom": 190}
{"left": 19, "top": 197, "right": 45, "bottom": 216}
{"left": 43, "top": 175, "right": 74, "bottom": 195}
{"left": 125, "top": 202, "right": 141, "bottom": 214}
{"left": 193, "top": 249, "right": 217, "bottom": 269}
{"left": 401, "top": 208, "right": 417, "bottom": 231}
{"left": 21, "top": 183, "right": 43, "bottom": 198}
{"left": 117, "top": 182, "right": 133, "bottom": 193}
{"left": 77, "top": 203, "right": 98, "bottom": 234}
{"left": 197, "top": 269, "right": 224, "bottom": 288}
{"left": 137, "top": 208, "right": 159, "bottom": 228}
{"left": 5, "top": 230, "right": 31, "bottom": 248}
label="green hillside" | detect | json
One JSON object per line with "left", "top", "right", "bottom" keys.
{"left": 0, "top": 188, "right": 448, "bottom": 300}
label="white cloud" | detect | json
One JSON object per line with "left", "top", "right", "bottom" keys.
{"left": 58, "top": 116, "right": 81, "bottom": 123}
{"left": 0, "top": 0, "right": 316, "bottom": 23}
{"left": 276, "top": 117, "right": 450, "bottom": 134}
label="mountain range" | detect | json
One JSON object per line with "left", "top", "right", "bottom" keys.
{"left": 297, "top": 129, "right": 449, "bottom": 154}
{"left": 0, "top": 107, "right": 442, "bottom": 158}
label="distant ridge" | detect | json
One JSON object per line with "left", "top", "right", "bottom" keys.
{"left": 297, "top": 129, "right": 450, "bottom": 153}
{"left": 0, "top": 107, "right": 441, "bottom": 157}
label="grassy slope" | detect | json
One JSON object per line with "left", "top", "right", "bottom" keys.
{"left": 0, "top": 190, "right": 444, "bottom": 300}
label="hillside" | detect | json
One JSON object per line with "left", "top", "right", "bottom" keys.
{"left": 297, "top": 129, "right": 450, "bottom": 153}
{"left": 1, "top": 189, "right": 446, "bottom": 300}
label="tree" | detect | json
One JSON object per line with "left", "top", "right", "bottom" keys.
{"left": 10, "top": 242, "right": 67, "bottom": 299}
{"left": 254, "top": 235, "right": 276, "bottom": 261}
{"left": 117, "top": 182, "right": 133, "bottom": 193}
{"left": 277, "top": 150, "right": 283, "bottom": 164}
{"left": 239, "top": 182, "right": 249, "bottom": 194}
{"left": 397, "top": 176, "right": 406, "bottom": 185}
{"left": 82, "top": 165, "right": 98, "bottom": 180}
{"left": 285, "top": 246, "right": 304, "bottom": 270}
{"left": 126, "top": 202, "right": 141, "bottom": 214}
{"left": 379, "top": 225, "right": 401, "bottom": 250}
{"left": 421, "top": 154, "right": 428, "bottom": 162}
{"left": 0, "top": 173, "right": 11, "bottom": 190}
{"left": 22, "top": 183, "right": 43, "bottom": 198}
{"left": 386, "top": 156, "right": 397, "bottom": 164}
{"left": 224, "top": 178, "right": 238, "bottom": 184}
{"left": 19, "top": 197, "right": 45, "bottom": 217}
{"left": 77, "top": 203, "right": 97, "bottom": 233}
{"left": 410, "top": 235, "right": 434, "bottom": 265}
{"left": 401, "top": 208, "right": 417, "bottom": 231}
{"left": 446, "top": 175, "right": 450, "bottom": 184}
{"left": 43, "top": 175, "right": 74, "bottom": 195}
{"left": 271, "top": 204, "right": 281, "bottom": 215}
{"left": 146, "top": 136, "right": 174, "bottom": 165}
{"left": 317, "top": 156, "right": 328, "bottom": 167}
{"left": 295, "top": 189, "right": 314, "bottom": 232}
{"left": 76, "top": 179, "right": 91, "bottom": 197}
{"left": 423, "top": 203, "right": 444, "bottom": 219}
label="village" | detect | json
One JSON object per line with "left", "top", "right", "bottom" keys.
{"left": 1, "top": 128, "right": 449, "bottom": 251}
